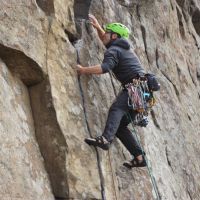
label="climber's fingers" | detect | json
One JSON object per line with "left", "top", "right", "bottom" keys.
{"left": 76, "top": 64, "right": 85, "bottom": 75}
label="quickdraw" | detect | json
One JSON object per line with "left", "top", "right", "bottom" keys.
{"left": 126, "top": 79, "right": 155, "bottom": 111}
{"left": 125, "top": 77, "right": 156, "bottom": 125}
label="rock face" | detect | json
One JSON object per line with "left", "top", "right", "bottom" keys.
{"left": 0, "top": 0, "right": 200, "bottom": 200}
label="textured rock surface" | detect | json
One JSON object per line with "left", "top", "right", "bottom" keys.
{"left": 0, "top": 0, "right": 200, "bottom": 200}
{"left": 0, "top": 59, "right": 54, "bottom": 200}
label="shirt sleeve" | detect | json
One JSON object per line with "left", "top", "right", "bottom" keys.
{"left": 101, "top": 48, "right": 120, "bottom": 73}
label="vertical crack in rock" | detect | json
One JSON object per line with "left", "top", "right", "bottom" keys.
{"left": 74, "top": 0, "right": 92, "bottom": 20}
{"left": 101, "top": 0, "right": 106, "bottom": 17}
{"left": 74, "top": 0, "right": 92, "bottom": 38}
{"left": 71, "top": 20, "right": 119, "bottom": 200}
{"left": 175, "top": 0, "right": 185, "bottom": 9}
{"left": 136, "top": 3, "right": 141, "bottom": 22}
{"left": 155, "top": 47, "right": 160, "bottom": 69}
{"left": 197, "top": 67, "right": 200, "bottom": 82}
{"left": 73, "top": 2, "right": 106, "bottom": 198}
{"left": 165, "top": 146, "right": 174, "bottom": 172}
{"left": 176, "top": 6, "right": 186, "bottom": 39}
{"left": 187, "top": 190, "right": 193, "bottom": 200}
{"left": 170, "top": 0, "right": 174, "bottom": 10}
{"left": 161, "top": 70, "right": 180, "bottom": 101}
{"left": 29, "top": 78, "right": 69, "bottom": 199}
{"left": 74, "top": 43, "right": 106, "bottom": 200}
{"left": 186, "top": 61, "right": 196, "bottom": 86}
{"left": 136, "top": 3, "right": 151, "bottom": 65}
{"left": 150, "top": 110, "right": 161, "bottom": 130}
{"left": 63, "top": 28, "right": 78, "bottom": 44}
{"left": 191, "top": 33, "right": 200, "bottom": 51}
{"left": 40, "top": 17, "right": 70, "bottom": 199}
{"left": 45, "top": 16, "right": 54, "bottom": 75}
{"left": 0, "top": 44, "right": 69, "bottom": 198}
{"left": 192, "top": 9, "right": 200, "bottom": 36}
{"left": 36, "top": 0, "right": 55, "bottom": 16}
{"left": 187, "top": 114, "right": 192, "bottom": 121}
{"left": 140, "top": 25, "right": 150, "bottom": 64}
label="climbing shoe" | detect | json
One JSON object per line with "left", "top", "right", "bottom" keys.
{"left": 123, "top": 156, "right": 147, "bottom": 169}
{"left": 84, "top": 136, "right": 110, "bottom": 150}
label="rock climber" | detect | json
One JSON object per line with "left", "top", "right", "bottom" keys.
{"left": 76, "top": 14, "right": 147, "bottom": 168}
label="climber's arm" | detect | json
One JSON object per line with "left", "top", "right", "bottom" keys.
{"left": 76, "top": 48, "right": 119, "bottom": 75}
{"left": 76, "top": 64, "right": 103, "bottom": 75}
{"left": 89, "top": 14, "right": 105, "bottom": 41}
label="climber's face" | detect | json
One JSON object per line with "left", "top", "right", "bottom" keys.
{"left": 102, "top": 31, "right": 118, "bottom": 46}
{"left": 102, "top": 32, "right": 112, "bottom": 45}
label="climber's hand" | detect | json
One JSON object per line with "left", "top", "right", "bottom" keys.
{"left": 76, "top": 64, "right": 85, "bottom": 75}
{"left": 89, "top": 14, "right": 101, "bottom": 29}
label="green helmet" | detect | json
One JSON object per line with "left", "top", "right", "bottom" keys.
{"left": 105, "top": 23, "right": 130, "bottom": 39}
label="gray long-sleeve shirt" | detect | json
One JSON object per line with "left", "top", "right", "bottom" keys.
{"left": 101, "top": 38, "right": 145, "bottom": 85}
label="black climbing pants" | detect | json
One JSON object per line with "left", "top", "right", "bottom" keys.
{"left": 102, "top": 89, "right": 143, "bottom": 157}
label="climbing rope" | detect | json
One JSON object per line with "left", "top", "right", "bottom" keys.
{"left": 127, "top": 116, "right": 161, "bottom": 200}
{"left": 109, "top": 72, "right": 161, "bottom": 200}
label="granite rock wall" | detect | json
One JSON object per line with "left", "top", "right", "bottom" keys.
{"left": 0, "top": 0, "right": 200, "bottom": 199}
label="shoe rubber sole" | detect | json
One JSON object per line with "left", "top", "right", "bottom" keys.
{"left": 84, "top": 138, "right": 109, "bottom": 150}
{"left": 123, "top": 158, "right": 147, "bottom": 168}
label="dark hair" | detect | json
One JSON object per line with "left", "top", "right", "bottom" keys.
{"left": 110, "top": 32, "right": 121, "bottom": 38}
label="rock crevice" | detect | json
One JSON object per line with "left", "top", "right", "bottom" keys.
{"left": 29, "top": 78, "right": 69, "bottom": 199}
{"left": 1, "top": 0, "right": 200, "bottom": 199}
{"left": 74, "top": 37, "right": 107, "bottom": 200}
{"left": 0, "top": 40, "right": 69, "bottom": 199}
{"left": 0, "top": 44, "right": 44, "bottom": 86}
{"left": 36, "top": 0, "right": 55, "bottom": 16}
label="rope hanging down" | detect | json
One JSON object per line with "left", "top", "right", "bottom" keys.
{"left": 127, "top": 116, "right": 161, "bottom": 200}
{"left": 109, "top": 72, "right": 161, "bottom": 200}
